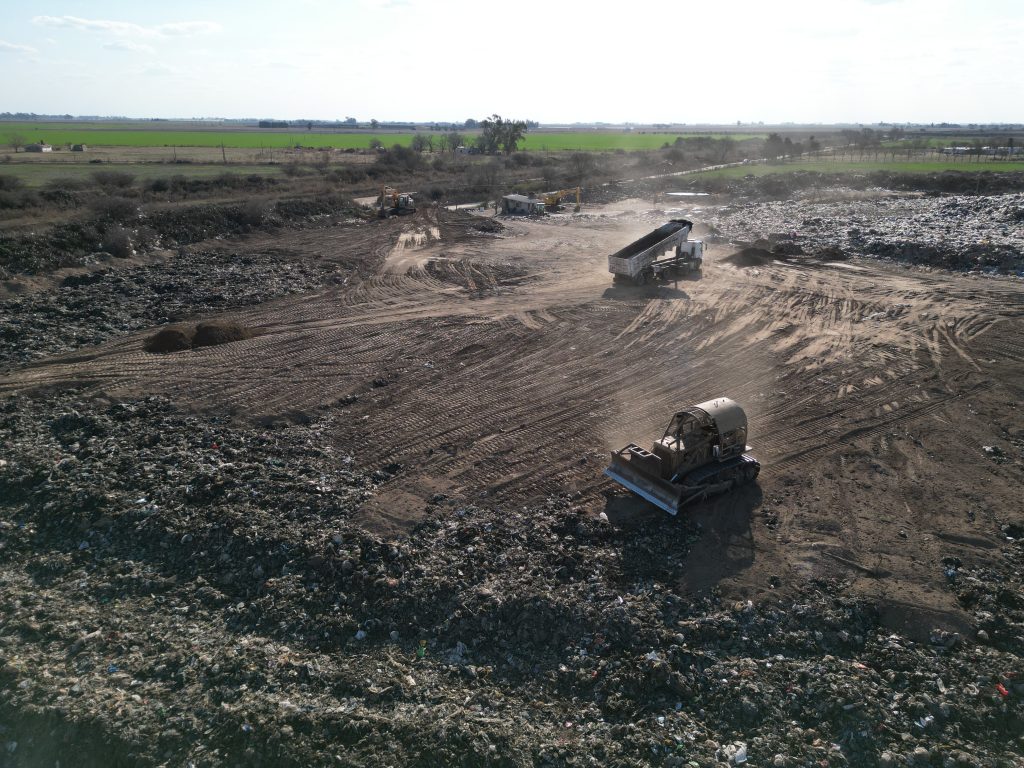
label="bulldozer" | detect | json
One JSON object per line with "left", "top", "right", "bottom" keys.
{"left": 539, "top": 186, "right": 581, "bottom": 213}
{"left": 378, "top": 186, "right": 416, "bottom": 218}
{"left": 604, "top": 397, "right": 760, "bottom": 515}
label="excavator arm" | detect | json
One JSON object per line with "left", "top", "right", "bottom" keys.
{"left": 539, "top": 187, "right": 581, "bottom": 212}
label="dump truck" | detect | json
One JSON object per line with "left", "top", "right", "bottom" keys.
{"left": 378, "top": 186, "right": 416, "bottom": 218}
{"left": 608, "top": 219, "right": 702, "bottom": 284}
{"left": 604, "top": 397, "right": 760, "bottom": 515}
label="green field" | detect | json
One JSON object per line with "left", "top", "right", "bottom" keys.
{"left": 519, "top": 132, "right": 765, "bottom": 151}
{"left": 0, "top": 163, "right": 286, "bottom": 187}
{"left": 694, "top": 160, "right": 1024, "bottom": 178}
{"left": 882, "top": 136, "right": 1023, "bottom": 149}
{"left": 0, "top": 125, "right": 414, "bottom": 150}
{"left": 0, "top": 123, "right": 765, "bottom": 152}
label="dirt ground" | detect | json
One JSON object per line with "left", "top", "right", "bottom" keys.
{"left": 1, "top": 194, "right": 1022, "bottom": 766}
{"left": 5, "top": 200, "right": 1021, "bottom": 626}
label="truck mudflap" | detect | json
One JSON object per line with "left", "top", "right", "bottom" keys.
{"left": 604, "top": 452, "right": 760, "bottom": 515}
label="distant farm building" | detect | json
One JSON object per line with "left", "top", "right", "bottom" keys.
{"left": 71, "top": 144, "right": 87, "bottom": 152}
{"left": 501, "top": 194, "right": 546, "bottom": 215}
{"left": 25, "top": 142, "right": 53, "bottom": 153}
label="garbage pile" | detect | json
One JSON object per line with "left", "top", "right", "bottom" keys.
{"left": 2, "top": 390, "right": 1022, "bottom": 766}
{"left": 685, "top": 170, "right": 1024, "bottom": 201}
{"left": 0, "top": 195, "right": 367, "bottom": 279}
{"left": 709, "top": 193, "right": 1024, "bottom": 274}
{"left": 0, "top": 249, "right": 334, "bottom": 367}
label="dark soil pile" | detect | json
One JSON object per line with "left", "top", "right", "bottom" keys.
{"left": 192, "top": 321, "right": 253, "bottom": 348}
{"left": 466, "top": 217, "right": 504, "bottom": 234}
{"left": 723, "top": 247, "right": 773, "bottom": 267}
{"left": 142, "top": 321, "right": 256, "bottom": 355}
{"left": 144, "top": 326, "right": 194, "bottom": 353}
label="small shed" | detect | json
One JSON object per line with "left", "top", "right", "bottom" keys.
{"left": 25, "top": 142, "right": 53, "bottom": 153}
{"left": 501, "top": 194, "right": 545, "bottom": 216}
{"left": 71, "top": 144, "right": 87, "bottom": 152}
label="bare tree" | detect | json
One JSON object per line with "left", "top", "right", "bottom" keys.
{"left": 713, "top": 138, "right": 735, "bottom": 164}
{"left": 8, "top": 132, "right": 25, "bottom": 153}
{"left": 567, "top": 152, "right": 596, "bottom": 185}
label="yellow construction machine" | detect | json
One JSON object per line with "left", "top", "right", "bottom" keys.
{"left": 539, "top": 186, "right": 581, "bottom": 212}
{"left": 604, "top": 397, "right": 760, "bottom": 514}
{"left": 378, "top": 186, "right": 416, "bottom": 218}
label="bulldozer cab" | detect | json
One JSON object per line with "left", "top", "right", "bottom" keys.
{"left": 662, "top": 409, "right": 710, "bottom": 444}
{"left": 652, "top": 409, "right": 715, "bottom": 476}
{"left": 651, "top": 400, "right": 749, "bottom": 474}
{"left": 604, "top": 397, "right": 757, "bottom": 515}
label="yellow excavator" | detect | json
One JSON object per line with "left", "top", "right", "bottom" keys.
{"left": 539, "top": 186, "right": 581, "bottom": 212}
{"left": 378, "top": 186, "right": 416, "bottom": 218}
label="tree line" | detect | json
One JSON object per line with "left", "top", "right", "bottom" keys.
{"left": 370, "top": 114, "right": 532, "bottom": 156}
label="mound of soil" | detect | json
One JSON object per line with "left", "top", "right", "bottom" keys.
{"left": 192, "top": 321, "right": 253, "bottom": 347}
{"left": 723, "top": 247, "right": 773, "bottom": 267}
{"left": 816, "top": 245, "right": 849, "bottom": 261}
{"left": 144, "top": 326, "right": 193, "bottom": 353}
{"left": 467, "top": 217, "right": 504, "bottom": 233}
{"left": 145, "top": 322, "right": 255, "bottom": 354}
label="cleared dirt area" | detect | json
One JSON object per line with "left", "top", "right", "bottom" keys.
{"left": 1, "top": 194, "right": 1022, "bottom": 765}
{"left": 5, "top": 199, "right": 1022, "bottom": 622}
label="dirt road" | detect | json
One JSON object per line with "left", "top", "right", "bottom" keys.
{"left": 4, "top": 201, "right": 1022, "bottom": 635}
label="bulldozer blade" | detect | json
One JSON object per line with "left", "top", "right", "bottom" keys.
{"left": 604, "top": 458, "right": 684, "bottom": 515}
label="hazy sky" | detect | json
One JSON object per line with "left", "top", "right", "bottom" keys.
{"left": 0, "top": 0, "right": 1020, "bottom": 123}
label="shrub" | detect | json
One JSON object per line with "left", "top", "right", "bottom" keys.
{"left": 135, "top": 225, "right": 158, "bottom": 249}
{"left": 282, "top": 163, "right": 311, "bottom": 178}
{"left": 210, "top": 172, "right": 238, "bottom": 188}
{"left": 0, "top": 191, "right": 29, "bottom": 210}
{"left": 239, "top": 200, "right": 266, "bottom": 227}
{"left": 89, "top": 196, "right": 138, "bottom": 221}
{"left": 326, "top": 167, "right": 365, "bottom": 184}
{"left": 0, "top": 175, "right": 24, "bottom": 192}
{"left": 91, "top": 170, "right": 135, "bottom": 189}
{"left": 148, "top": 178, "right": 170, "bottom": 193}
{"left": 39, "top": 188, "right": 78, "bottom": 207}
{"left": 375, "top": 145, "right": 423, "bottom": 172}
{"left": 100, "top": 226, "right": 133, "bottom": 258}
{"left": 45, "top": 176, "right": 89, "bottom": 192}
